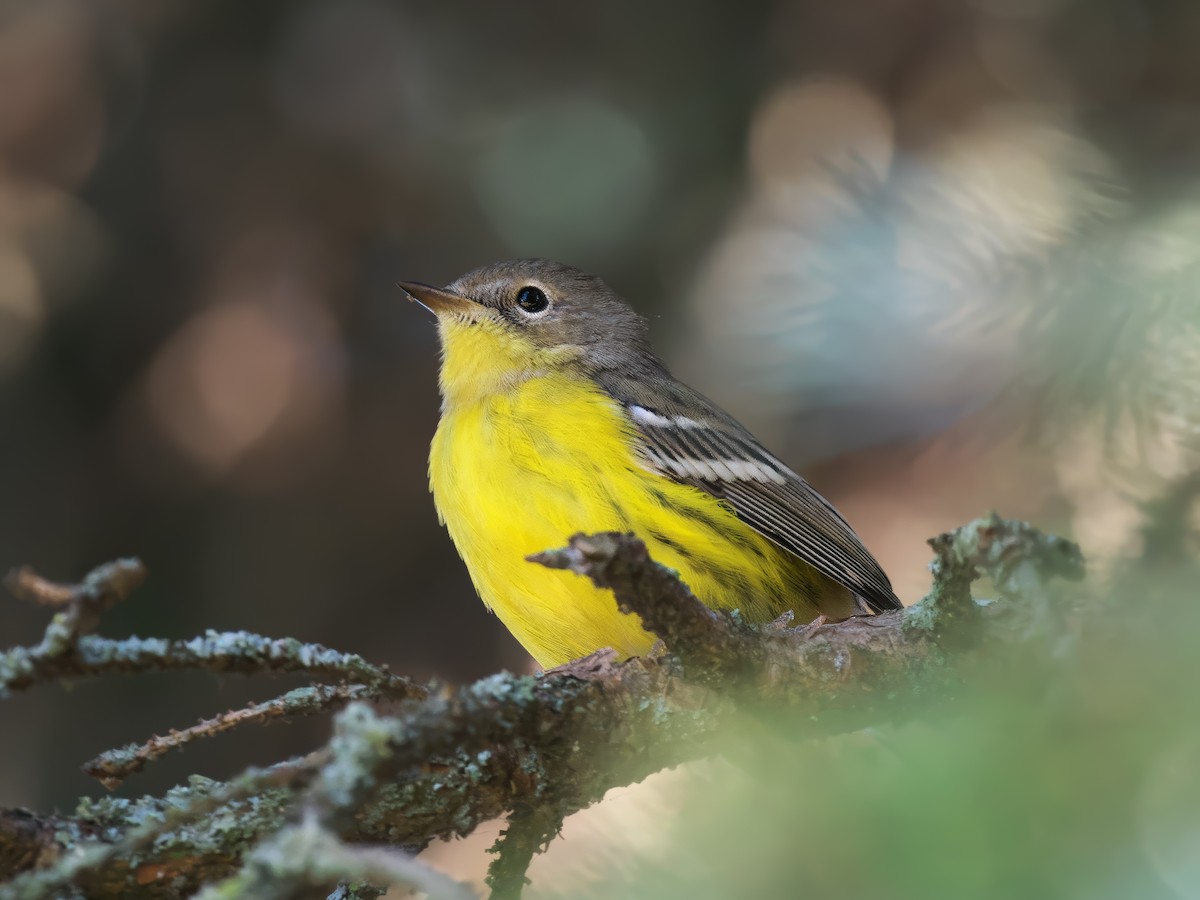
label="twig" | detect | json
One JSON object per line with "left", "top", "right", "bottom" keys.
{"left": 0, "top": 559, "right": 147, "bottom": 697}
{"left": 905, "top": 513, "right": 1085, "bottom": 643}
{"left": 194, "top": 812, "right": 474, "bottom": 900}
{"left": 306, "top": 702, "right": 412, "bottom": 831}
{"left": 2, "top": 560, "right": 424, "bottom": 700}
{"left": 4, "top": 559, "right": 146, "bottom": 611}
{"left": 532, "top": 532, "right": 759, "bottom": 684}
{"left": 83, "top": 683, "right": 379, "bottom": 789}
{"left": 486, "top": 804, "right": 563, "bottom": 900}
{"left": 0, "top": 756, "right": 324, "bottom": 900}
{"left": 5, "top": 569, "right": 80, "bottom": 607}
{"left": 1, "top": 630, "right": 425, "bottom": 699}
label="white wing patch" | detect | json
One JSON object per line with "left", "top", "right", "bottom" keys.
{"left": 642, "top": 447, "right": 787, "bottom": 484}
{"left": 630, "top": 406, "right": 709, "bottom": 432}
{"left": 630, "top": 405, "right": 672, "bottom": 427}
{"left": 724, "top": 458, "right": 788, "bottom": 484}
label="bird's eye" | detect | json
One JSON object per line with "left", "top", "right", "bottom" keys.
{"left": 515, "top": 286, "right": 549, "bottom": 314}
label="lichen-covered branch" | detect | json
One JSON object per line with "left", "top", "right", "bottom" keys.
{"left": 905, "top": 512, "right": 1085, "bottom": 642}
{"left": 2, "top": 556, "right": 424, "bottom": 703}
{"left": 532, "top": 533, "right": 760, "bottom": 686}
{"left": 5, "top": 559, "right": 147, "bottom": 611}
{"left": 1, "top": 559, "right": 147, "bottom": 698}
{"left": 0, "top": 515, "right": 1085, "bottom": 899}
{"left": 193, "top": 813, "right": 474, "bottom": 900}
{"left": 1, "top": 630, "right": 424, "bottom": 701}
{"left": 0, "top": 757, "right": 322, "bottom": 900}
{"left": 0, "top": 654, "right": 722, "bottom": 899}
{"left": 82, "top": 684, "right": 378, "bottom": 789}
{"left": 485, "top": 804, "right": 563, "bottom": 900}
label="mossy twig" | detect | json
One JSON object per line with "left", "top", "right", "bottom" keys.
{"left": 0, "top": 757, "right": 322, "bottom": 900}
{"left": 532, "top": 532, "right": 760, "bottom": 685}
{"left": 1, "top": 629, "right": 425, "bottom": 699}
{"left": 82, "top": 684, "right": 379, "bottom": 789}
{"left": 485, "top": 804, "right": 563, "bottom": 900}
{"left": 193, "top": 813, "right": 473, "bottom": 900}
{"left": 1, "top": 559, "right": 147, "bottom": 697}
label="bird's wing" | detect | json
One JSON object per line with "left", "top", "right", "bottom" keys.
{"left": 596, "top": 371, "right": 901, "bottom": 613}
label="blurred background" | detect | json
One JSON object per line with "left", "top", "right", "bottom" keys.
{"left": 1, "top": 0, "right": 1199, "bottom": 894}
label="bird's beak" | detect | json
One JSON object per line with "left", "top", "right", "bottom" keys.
{"left": 398, "top": 281, "right": 479, "bottom": 318}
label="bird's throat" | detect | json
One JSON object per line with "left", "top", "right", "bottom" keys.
{"left": 436, "top": 318, "right": 547, "bottom": 410}
{"left": 436, "top": 318, "right": 587, "bottom": 411}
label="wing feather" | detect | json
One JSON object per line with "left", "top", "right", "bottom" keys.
{"left": 596, "top": 371, "right": 901, "bottom": 613}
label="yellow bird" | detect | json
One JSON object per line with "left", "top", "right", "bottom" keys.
{"left": 403, "top": 260, "right": 899, "bottom": 669}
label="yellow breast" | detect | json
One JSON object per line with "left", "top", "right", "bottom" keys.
{"left": 428, "top": 324, "right": 832, "bottom": 667}
{"left": 431, "top": 372, "right": 656, "bottom": 666}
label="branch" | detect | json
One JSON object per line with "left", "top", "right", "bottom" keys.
{"left": 0, "top": 515, "right": 1085, "bottom": 899}
{"left": 1, "top": 559, "right": 146, "bottom": 697}
{"left": 905, "top": 512, "right": 1085, "bottom": 642}
{"left": 5, "top": 559, "right": 146, "bottom": 611}
{"left": 0, "top": 757, "right": 322, "bottom": 900}
{"left": 531, "top": 533, "right": 760, "bottom": 685}
{"left": 82, "top": 684, "right": 377, "bottom": 789}
{"left": 0, "top": 654, "right": 719, "bottom": 898}
{"left": 193, "top": 813, "right": 473, "bottom": 900}
{"left": 1, "top": 630, "right": 424, "bottom": 700}
{"left": 485, "top": 804, "right": 563, "bottom": 900}
{"left": 3, "top": 554, "right": 424, "bottom": 703}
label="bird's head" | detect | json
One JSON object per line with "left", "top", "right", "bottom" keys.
{"left": 402, "top": 259, "right": 655, "bottom": 404}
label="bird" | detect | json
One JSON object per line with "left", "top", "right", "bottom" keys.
{"left": 403, "top": 259, "right": 900, "bottom": 669}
